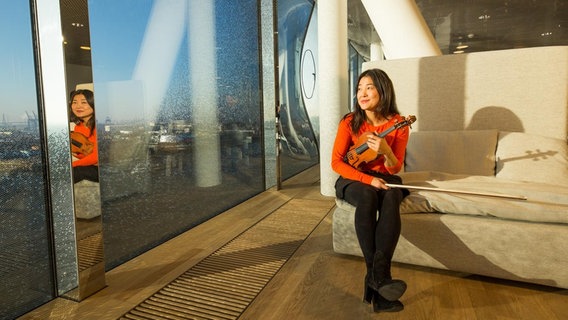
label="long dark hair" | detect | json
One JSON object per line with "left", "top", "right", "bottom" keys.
{"left": 347, "top": 68, "right": 400, "bottom": 134}
{"left": 69, "top": 89, "right": 96, "bottom": 134}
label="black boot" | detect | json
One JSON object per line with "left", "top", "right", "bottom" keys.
{"left": 367, "top": 251, "right": 407, "bottom": 301}
{"left": 372, "top": 291, "right": 404, "bottom": 313}
{"left": 363, "top": 273, "right": 373, "bottom": 304}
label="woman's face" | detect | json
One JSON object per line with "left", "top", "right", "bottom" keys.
{"left": 357, "top": 75, "right": 380, "bottom": 112}
{"left": 71, "top": 94, "right": 94, "bottom": 121}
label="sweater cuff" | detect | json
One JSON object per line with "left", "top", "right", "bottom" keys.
{"left": 361, "top": 174, "right": 374, "bottom": 185}
{"left": 384, "top": 164, "right": 401, "bottom": 175}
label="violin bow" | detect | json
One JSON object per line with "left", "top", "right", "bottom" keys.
{"left": 386, "top": 183, "right": 527, "bottom": 200}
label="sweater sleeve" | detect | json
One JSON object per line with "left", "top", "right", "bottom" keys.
{"left": 331, "top": 115, "right": 410, "bottom": 185}
{"left": 71, "top": 124, "right": 99, "bottom": 167}
{"left": 331, "top": 118, "right": 375, "bottom": 185}
{"left": 384, "top": 124, "right": 409, "bottom": 174}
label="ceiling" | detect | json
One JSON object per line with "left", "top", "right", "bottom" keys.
{"left": 348, "top": 0, "right": 567, "bottom": 58}
{"left": 59, "top": 0, "right": 567, "bottom": 66}
{"left": 59, "top": 0, "right": 91, "bottom": 66}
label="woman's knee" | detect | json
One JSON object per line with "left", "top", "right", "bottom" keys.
{"left": 384, "top": 188, "right": 403, "bottom": 203}
{"left": 360, "top": 186, "right": 379, "bottom": 201}
{"left": 344, "top": 182, "right": 378, "bottom": 205}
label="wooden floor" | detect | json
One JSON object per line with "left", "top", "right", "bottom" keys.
{"left": 21, "top": 165, "right": 568, "bottom": 320}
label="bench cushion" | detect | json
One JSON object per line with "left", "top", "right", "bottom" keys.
{"left": 405, "top": 130, "right": 498, "bottom": 176}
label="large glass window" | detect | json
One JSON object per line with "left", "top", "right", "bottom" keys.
{"left": 0, "top": 2, "right": 55, "bottom": 318}
{"left": 87, "top": 0, "right": 264, "bottom": 268}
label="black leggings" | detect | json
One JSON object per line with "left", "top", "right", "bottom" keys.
{"left": 341, "top": 181, "right": 403, "bottom": 270}
{"left": 73, "top": 165, "right": 99, "bottom": 183}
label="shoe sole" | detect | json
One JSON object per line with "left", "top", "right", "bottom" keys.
{"left": 378, "top": 281, "right": 407, "bottom": 301}
{"left": 374, "top": 302, "right": 404, "bottom": 313}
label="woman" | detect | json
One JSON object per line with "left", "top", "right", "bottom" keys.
{"left": 331, "top": 69, "right": 410, "bottom": 313}
{"left": 69, "top": 89, "right": 99, "bottom": 183}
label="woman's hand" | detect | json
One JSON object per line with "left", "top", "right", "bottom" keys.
{"left": 366, "top": 133, "right": 398, "bottom": 168}
{"left": 370, "top": 176, "right": 389, "bottom": 190}
{"left": 366, "top": 133, "right": 391, "bottom": 155}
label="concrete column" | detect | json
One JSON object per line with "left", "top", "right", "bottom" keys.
{"left": 189, "top": 0, "right": 221, "bottom": 187}
{"left": 318, "top": 0, "right": 348, "bottom": 196}
{"left": 361, "top": 0, "right": 441, "bottom": 59}
{"left": 370, "top": 41, "right": 384, "bottom": 61}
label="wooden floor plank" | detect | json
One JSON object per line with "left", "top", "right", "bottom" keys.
{"left": 19, "top": 165, "right": 568, "bottom": 320}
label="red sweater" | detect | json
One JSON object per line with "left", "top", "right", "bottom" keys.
{"left": 72, "top": 122, "right": 98, "bottom": 167}
{"left": 331, "top": 113, "right": 409, "bottom": 185}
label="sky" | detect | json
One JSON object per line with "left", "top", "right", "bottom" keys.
{"left": 1, "top": 1, "right": 263, "bottom": 126}
{"left": 0, "top": 2, "right": 38, "bottom": 124}
{"left": 1, "top": 1, "right": 156, "bottom": 124}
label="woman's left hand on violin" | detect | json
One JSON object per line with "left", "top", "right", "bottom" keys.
{"left": 366, "top": 133, "right": 391, "bottom": 155}
{"left": 70, "top": 131, "right": 94, "bottom": 156}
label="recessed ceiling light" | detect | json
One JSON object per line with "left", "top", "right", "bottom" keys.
{"left": 80, "top": 46, "right": 91, "bottom": 50}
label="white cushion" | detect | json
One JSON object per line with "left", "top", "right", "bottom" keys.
{"left": 398, "top": 171, "right": 568, "bottom": 224}
{"left": 405, "top": 130, "right": 498, "bottom": 176}
{"left": 495, "top": 132, "right": 568, "bottom": 186}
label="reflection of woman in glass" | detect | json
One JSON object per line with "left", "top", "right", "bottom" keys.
{"left": 69, "top": 89, "right": 99, "bottom": 183}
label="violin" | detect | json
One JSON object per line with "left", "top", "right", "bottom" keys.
{"left": 70, "top": 131, "right": 94, "bottom": 156}
{"left": 344, "top": 115, "right": 416, "bottom": 169}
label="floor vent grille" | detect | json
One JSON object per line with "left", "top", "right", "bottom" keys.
{"left": 119, "top": 198, "right": 331, "bottom": 320}
{"left": 77, "top": 232, "right": 104, "bottom": 271}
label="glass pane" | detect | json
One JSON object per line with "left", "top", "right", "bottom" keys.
{"left": 277, "top": 0, "right": 319, "bottom": 180}
{"left": 88, "top": 0, "right": 264, "bottom": 268}
{"left": 0, "top": 2, "right": 55, "bottom": 318}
